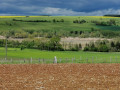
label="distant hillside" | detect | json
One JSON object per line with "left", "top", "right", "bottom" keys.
{"left": 104, "top": 15, "right": 120, "bottom": 17}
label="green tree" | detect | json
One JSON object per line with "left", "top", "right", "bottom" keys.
{"left": 98, "top": 45, "right": 109, "bottom": 52}
{"left": 53, "top": 19, "right": 56, "bottom": 23}
{"left": 20, "top": 45, "right": 25, "bottom": 50}
{"left": 49, "top": 36, "right": 63, "bottom": 51}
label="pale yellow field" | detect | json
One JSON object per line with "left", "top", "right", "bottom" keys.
{"left": 90, "top": 16, "right": 119, "bottom": 18}
{"left": 0, "top": 16, "right": 42, "bottom": 18}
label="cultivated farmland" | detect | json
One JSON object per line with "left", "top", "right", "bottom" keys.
{"left": 0, "top": 64, "right": 120, "bottom": 89}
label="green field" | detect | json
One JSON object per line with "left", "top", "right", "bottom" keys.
{"left": 0, "top": 16, "right": 120, "bottom": 32}
{"left": 0, "top": 47, "right": 120, "bottom": 64}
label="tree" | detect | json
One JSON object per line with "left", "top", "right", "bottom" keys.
{"left": 53, "top": 19, "right": 56, "bottom": 23}
{"left": 79, "top": 44, "right": 82, "bottom": 50}
{"left": 20, "top": 45, "right": 25, "bottom": 50}
{"left": 111, "top": 41, "right": 115, "bottom": 47}
{"left": 49, "top": 36, "right": 63, "bottom": 51}
{"left": 60, "top": 19, "right": 64, "bottom": 22}
{"left": 84, "top": 47, "right": 89, "bottom": 51}
{"left": 116, "top": 41, "right": 120, "bottom": 51}
{"left": 98, "top": 45, "right": 109, "bottom": 52}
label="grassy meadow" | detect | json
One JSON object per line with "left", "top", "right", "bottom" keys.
{"left": 0, "top": 16, "right": 120, "bottom": 32}
{"left": 0, "top": 47, "right": 120, "bottom": 64}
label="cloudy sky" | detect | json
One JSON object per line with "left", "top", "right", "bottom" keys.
{"left": 0, "top": 0, "right": 120, "bottom": 16}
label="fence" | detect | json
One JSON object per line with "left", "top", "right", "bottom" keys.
{"left": 0, "top": 56, "right": 120, "bottom": 64}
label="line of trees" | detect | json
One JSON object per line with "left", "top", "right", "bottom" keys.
{"left": 91, "top": 19, "right": 117, "bottom": 26}
{"left": 1, "top": 28, "right": 120, "bottom": 39}
{"left": 53, "top": 19, "right": 64, "bottom": 22}
{"left": 13, "top": 19, "right": 65, "bottom": 23}
{"left": 13, "top": 19, "right": 51, "bottom": 22}
{"left": 1, "top": 36, "right": 120, "bottom": 52}
{"left": 73, "top": 19, "right": 86, "bottom": 24}
{"left": 0, "top": 36, "right": 82, "bottom": 51}
{"left": 84, "top": 40, "right": 120, "bottom": 52}
{"left": 0, "top": 36, "right": 63, "bottom": 51}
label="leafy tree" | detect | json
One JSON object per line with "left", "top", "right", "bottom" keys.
{"left": 49, "top": 36, "right": 63, "bottom": 51}
{"left": 53, "top": 19, "right": 56, "bottom": 22}
{"left": 111, "top": 41, "right": 115, "bottom": 47}
{"left": 98, "top": 45, "right": 109, "bottom": 52}
{"left": 60, "top": 19, "right": 64, "bottom": 22}
{"left": 116, "top": 41, "right": 120, "bottom": 51}
{"left": 84, "top": 47, "right": 89, "bottom": 51}
{"left": 20, "top": 45, "right": 25, "bottom": 50}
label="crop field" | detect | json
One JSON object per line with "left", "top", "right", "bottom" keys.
{"left": 0, "top": 64, "right": 120, "bottom": 89}
{"left": 0, "top": 16, "right": 120, "bottom": 32}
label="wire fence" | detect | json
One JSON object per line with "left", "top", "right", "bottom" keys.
{"left": 0, "top": 56, "right": 120, "bottom": 64}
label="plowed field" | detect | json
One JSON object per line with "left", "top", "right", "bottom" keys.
{"left": 0, "top": 64, "right": 120, "bottom": 90}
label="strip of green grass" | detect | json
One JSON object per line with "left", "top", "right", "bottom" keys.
{"left": 0, "top": 47, "right": 120, "bottom": 64}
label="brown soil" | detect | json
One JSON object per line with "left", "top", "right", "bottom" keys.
{"left": 0, "top": 64, "right": 120, "bottom": 90}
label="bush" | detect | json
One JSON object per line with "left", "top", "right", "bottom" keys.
{"left": 98, "top": 45, "right": 109, "bottom": 52}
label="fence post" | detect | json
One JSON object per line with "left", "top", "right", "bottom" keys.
{"left": 31, "top": 57, "right": 32, "bottom": 64}
{"left": 110, "top": 57, "right": 111, "bottom": 63}
{"left": 105, "top": 58, "right": 106, "bottom": 63}
{"left": 0, "top": 59, "right": 1, "bottom": 64}
{"left": 11, "top": 58, "right": 12, "bottom": 63}
{"left": 74, "top": 57, "right": 75, "bottom": 63}
{"left": 54, "top": 56, "right": 57, "bottom": 64}
{"left": 20, "top": 59, "right": 22, "bottom": 64}
{"left": 96, "top": 57, "right": 97, "bottom": 63}
{"left": 116, "top": 56, "right": 117, "bottom": 63}
{"left": 43, "top": 58, "right": 44, "bottom": 64}
{"left": 60, "top": 58, "right": 61, "bottom": 63}
{"left": 79, "top": 57, "right": 81, "bottom": 63}
{"left": 39, "top": 58, "right": 40, "bottom": 63}
{"left": 72, "top": 58, "right": 73, "bottom": 63}
{"left": 86, "top": 58, "right": 88, "bottom": 63}
{"left": 92, "top": 57, "right": 94, "bottom": 63}
{"left": 24, "top": 59, "right": 25, "bottom": 63}
{"left": 80, "top": 56, "right": 82, "bottom": 61}
{"left": 66, "top": 58, "right": 68, "bottom": 63}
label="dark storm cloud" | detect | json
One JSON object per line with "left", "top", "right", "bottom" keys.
{"left": 0, "top": 0, "right": 120, "bottom": 15}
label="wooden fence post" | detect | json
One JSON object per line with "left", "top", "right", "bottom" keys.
{"left": 60, "top": 58, "right": 61, "bottom": 63}
{"left": 24, "top": 59, "right": 25, "bottom": 63}
{"left": 72, "top": 58, "right": 73, "bottom": 63}
{"left": 39, "top": 58, "right": 40, "bottom": 63}
{"left": 92, "top": 57, "right": 94, "bottom": 63}
{"left": 96, "top": 57, "right": 97, "bottom": 63}
{"left": 116, "top": 56, "right": 117, "bottom": 63}
{"left": 66, "top": 58, "right": 68, "bottom": 63}
{"left": 110, "top": 57, "right": 111, "bottom": 63}
{"left": 31, "top": 57, "right": 32, "bottom": 63}
{"left": 11, "top": 58, "right": 12, "bottom": 63}
{"left": 80, "top": 56, "right": 82, "bottom": 61}
{"left": 43, "top": 58, "right": 44, "bottom": 64}
{"left": 74, "top": 57, "right": 75, "bottom": 63}
{"left": 86, "top": 58, "right": 88, "bottom": 63}
{"left": 0, "top": 59, "right": 1, "bottom": 64}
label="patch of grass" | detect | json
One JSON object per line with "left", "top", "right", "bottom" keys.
{"left": 0, "top": 47, "right": 120, "bottom": 64}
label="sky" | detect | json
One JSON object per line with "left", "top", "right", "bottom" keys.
{"left": 0, "top": 0, "right": 120, "bottom": 16}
